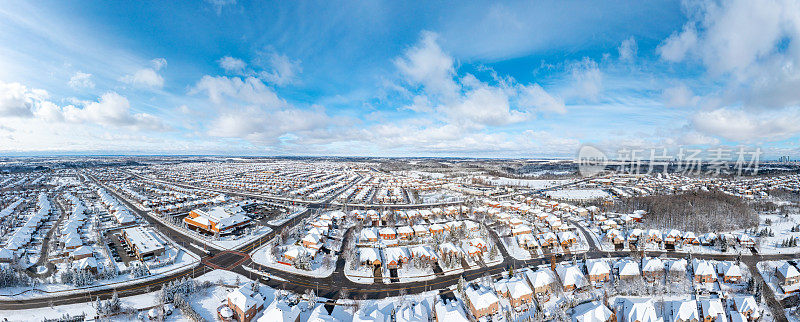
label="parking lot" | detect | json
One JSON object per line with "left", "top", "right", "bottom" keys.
{"left": 104, "top": 231, "right": 137, "bottom": 265}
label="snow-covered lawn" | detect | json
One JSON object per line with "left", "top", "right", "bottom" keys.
{"left": 250, "top": 242, "right": 336, "bottom": 278}
{"left": 395, "top": 265, "right": 436, "bottom": 283}
{"left": 501, "top": 236, "right": 535, "bottom": 260}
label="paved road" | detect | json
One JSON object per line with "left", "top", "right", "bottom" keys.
{"left": 0, "top": 174, "right": 794, "bottom": 321}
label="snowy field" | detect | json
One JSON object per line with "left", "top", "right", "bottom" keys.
{"left": 545, "top": 189, "right": 610, "bottom": 200}
{"left": 479, "top": 176, "right": 573, "bottom": 189}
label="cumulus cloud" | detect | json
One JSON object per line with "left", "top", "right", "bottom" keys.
{"left": 692, "top": 107, "right": 800, "bottom": 142}
{"left": 0, "top": 81, "right": 46, "bottom": 117}
{"left": 121, "top": 58, "right": 167, "bottom": 89}
{"left": 618, "top": 36, "right": 637, "bottom": 61}
{"left": 218, "top": 56, "right": 246, "bottom": 74}
{"left": 191, "top": 73, "right": 339, "bottom": 146}
{"left": 1, "top": 81, "right": 167, "bottom": 131}
{"left": 394, "top": 31, "right": 566, "bottom": 127}
{"left": 68, "top": 71, "right": 94, "bottom": 89}
{"left": 659, "top": 0, "right": 800, "bottom": 109}
{"left": 394, "top": 31, "right": 459, "bottom": 99}
{"left": 258, "top": 52, "right": 301, "bottom": 86}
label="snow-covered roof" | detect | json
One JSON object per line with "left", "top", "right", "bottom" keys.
{"left": 556, "top": 264, "right": 588, "bottom": 288}
{"left": 733, "top": 296, "right": 759, "bottom": 317}
{"left": 586, "top": 259, "right": 611, "bottom": 276}
{"left": 494, "top": 276, "right": 532, "bottom": 299}
{"left": 122, "top": 226, "right": 165, "bottom": 255}
{"left": 777, "top": 262, "right": 800, "bottom": 279}
{"left": 259, "top": 298, "right": 299, "bottom": 322}
{"left": 434, "top": 300, "right": 469, "bottom": 322}
{"left": 623, "top": 298, "right": 661, "bottom": 322}
{"left": 573, "top": 301, "right": 613, "bottom": 322}
{"left": 672, "top": 299, "right": 698, "bottom": 322}
{"left": 615, "top": 259, "right": 640, "bottom": 277}
{"left": 395, "top": 301, "right": 429, "bottom": 322}
{"left": 641, "top": 257, "right": 664, "bottom": 273}
{"left": 464, "top": 285, "right": 499, "bottom": 310}
{"left": 524, "top": 268, "right": 555, "bottom": 288}
{"left": 700, "top": 298, "right": 726, "bottom": 320}
{"left": 359, "top": 248, "right": 380, "bottom": 263}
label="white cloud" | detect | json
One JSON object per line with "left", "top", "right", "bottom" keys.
{"left": 68, "top": 71, "right": 94, "bottom": 89}
{"left": 662, "top": 84, "right": 700, "bottom": 108}
{"left": 120, "top": 58, "right": 167, "bottom": 89}
{"left": 258, "top": 52, "right": 301, "bottom": 86}
{"left": 151, "top": 58, "right": 167, "bottom": 71}
{"left": 517, "top": 83, "right": 566, "bottom": 114}
{"left": 618, "top": 36, "right": 637, "bottom": 61}
{"left": 60, "top": 92, "right": 168, "bottom": 131}
{"left": 657, "top": 24, "right": 698, "bottom": 62}
{"left": 0, "top": 81, "right": 46, "bottom": 117}
{"left": 190, "top": 75, "right": 285, "bottom": 108}
{"left": 692, "top": 107, "right": 800, "bottom": 142}
{"left": 394, "top": 31, "right": 459, "bottom": 99}
{"left": 447, "top": 85, "right": 526, "bottom": 126}
{"left": 218, "top": 56, "right": 246, "bottom": 74}
{"left": 2, "top": 80, "right": 167, "bottom": 131}
{"left": 659, "top": 0, "right": 800, "bottom": 109}
{"left": 568, "top": 57, "right": 603, "bottom": 101}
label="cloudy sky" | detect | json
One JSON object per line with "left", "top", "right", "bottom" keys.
{"left": 1, "top": 0, "right": 799, "bottom": 158}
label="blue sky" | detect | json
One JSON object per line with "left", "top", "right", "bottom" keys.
{"left": 1, "top": 0, "right": 799, "bottom": 158}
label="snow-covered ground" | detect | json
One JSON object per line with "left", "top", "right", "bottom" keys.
{"left": 210, "top": 225, "right": 273, "bottom": 250}
{"left": 251, "top": 241, "right": 336, "bottom": 278}
{"left": 501, "top": 236, "right": 535, "bottom": 260}
{"left": 479, "top": 176, "right": 573, "bottom": 189}
{"left": 545, "top": 189, "right": 610, "bottom": 200}
{"left": 267, "top": 207, "right": 307, "bottom": 226}
{"left": 395, "top": 264, "right": 436, "bottom": 283}
{"left": 0, "top": 285, "right": 184, "bottom": 321}
{"left": 345, "top": 263, "right": 375, "bottom": 284}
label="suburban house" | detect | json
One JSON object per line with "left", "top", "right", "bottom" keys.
{"left": 464, "top": 285, "right": 499, "bottom": 319}
{"left": 556, "top": 264, "right": 588, "bottom": 291}
{"left": 693, "top": 260, "right": 717, "bottom": 283}
{"left": 586, "top": 259, "right": 611, "bottom": 284}
{"left": 227, "top": 283, "right": 265, "bottom": 322}
{"left": 572, "top": 301, "right": 615, "bottom": 322}
{"left": 493, "top": 276, "right": 533, "bottom": 308}
{"left": 523, "top": 268, "right": 556, "bottom": 295}
{"left": 716, "top": 262, "right": 742, "bottom": 283}
{"left": 700, "top": 298, "right": 726, "bottom": 322}
{"left": 776, "top": 262, "right": 800, "bottom": 294}
{"left": 641, "top": 257, "right": 665, "bottom": 280}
